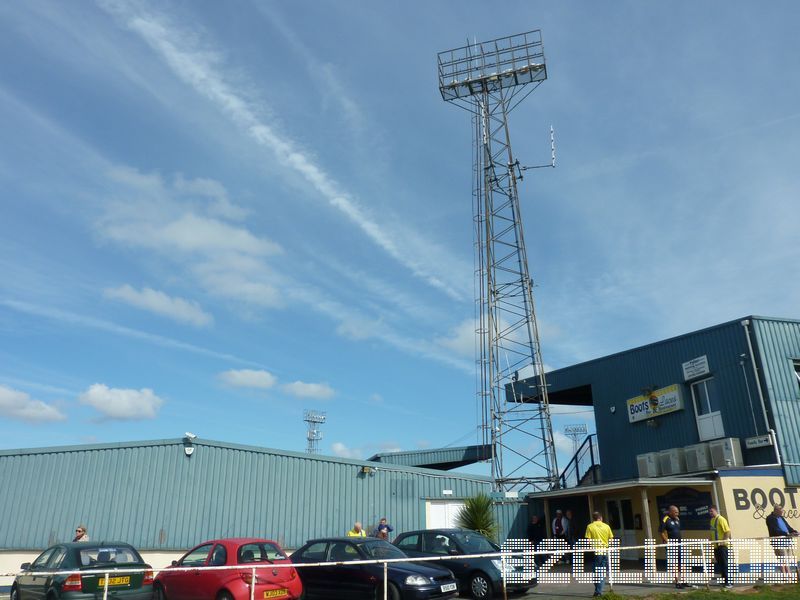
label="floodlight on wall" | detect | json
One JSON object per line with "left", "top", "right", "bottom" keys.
{"left": 360, "top": 465, "right": 376, "bottom": 476}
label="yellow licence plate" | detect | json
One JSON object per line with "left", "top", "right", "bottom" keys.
{"left": 98, "top": 576, "right": 130, "bottom": 587}
{"left": 263, "top": 590, "right": 288, "bottom": 599}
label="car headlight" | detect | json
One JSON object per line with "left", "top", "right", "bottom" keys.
{"left": 491, "top": 559, "right": 503, "bottom": 572}
{"left": 404, "top": 575, "right": 430, "bottom": 586}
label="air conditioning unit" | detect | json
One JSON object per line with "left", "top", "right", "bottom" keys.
{"left": 709, "top": 438, "right": 743, "bottom": 468}
{"left": 684, "top": 443, "right": 712, "bottom": 472}
{"left": 637, "top": 452, "right": 661, "bottom": 478}
{"left": 658, "top": 448, "right": 687, "bottom": 475}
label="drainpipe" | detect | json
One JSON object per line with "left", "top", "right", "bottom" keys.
{"left": 741, "top": 319, "right": 771, "bottom": 433}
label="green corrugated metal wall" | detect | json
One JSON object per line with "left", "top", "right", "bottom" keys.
{"left": 0, "top": 439, "right": 496, "bottom": 551}
{"left": 752, "top": 317, "right": 800, "bottom": 485}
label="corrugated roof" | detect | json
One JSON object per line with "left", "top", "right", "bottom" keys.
{"left": 367, "top": 445, "right": 491, "bottom": 470}
{"left": 0, "top": 438, "right": 494, "bottom": 551}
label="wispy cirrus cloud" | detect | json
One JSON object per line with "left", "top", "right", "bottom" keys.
{"left": 1, "top": 299, "right": 263, "bottom": 367}
{"left": 105, "top": 284, "right": 213, "bottom": 327}
{"left": 99, "top": 0, "right": 468, "bottom": 301}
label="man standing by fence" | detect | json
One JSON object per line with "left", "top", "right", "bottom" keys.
{"left": 585, "top": 511, "right": 614, "bottom": 597}
{"left": 709, "top": 505, "right": 732, "bottom": 589}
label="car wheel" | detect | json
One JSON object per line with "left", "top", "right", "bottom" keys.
{"left": 217, "top": 591, "right": 234, "bottom": 600}
{"left": 10, "top": 587, "right": 19, "bottom": 600}
{"left": 154, "top": 584, "right": 167, "bottom": 600}
{"left": 469, "top": 572, "right": 494, "bottom": 600}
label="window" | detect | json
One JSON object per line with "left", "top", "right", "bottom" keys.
{"left": 79, "top": 545, "right": 143, "bottom": 566}
{"left": 209, "top": 545, "right": 227, "bottom": 566}
{"left": 793, "top": 360, "right": 800, "bottom": 392}
{"left": 237, "top": 542, "right": 286, "bottom": 563}
{"left": 395, "top": 533, "right": 419, "bottom": 552}
{"left": 451, "top": 531, "right": 498, "bottom": 553}
{"left": 48, "top": 548, "right": 68, "bottom": 569}
{"left": 691, "top": 378, "right": 720, "bottom": 415}
{"left": 327, "top": 542, "right": 359, "bottom": 562}
{"left": 180, "top": 544, "right": 213, "bottom": 567}
{"left": 422, "top": 533, "right": 452, "bottom": 555}
{"left": 360, "top": 541, "right": 406, "bottom": 560}
{"left": 296, "top": 542, "right": 327, "bottom": 563}
{"left": 31, "top": 548, "right": 57, "bottom": 570}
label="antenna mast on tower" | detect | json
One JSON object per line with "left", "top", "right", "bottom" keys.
{"left": 438, "top": 30, "right": 558, "bottom": 492}
{"left": 304, "top": 410, "right": 326, "bottom": 454}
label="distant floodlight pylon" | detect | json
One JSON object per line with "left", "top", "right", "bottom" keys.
{"left": 304, "top": 410, "right": 326, "bottom": 454}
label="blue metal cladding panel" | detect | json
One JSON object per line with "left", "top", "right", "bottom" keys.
{"left": 0, "top": 439, "right": 493, "bottom": 551}
{"left": 520, "top": 318, "right": 773, "bottom": 482}
{"left": 751, "top": 317, "right": 800, "bottom": 485}
{"left": 368, "top": 445, "right": 490, "bottom": 469}
{"left": 492, "top": 501, "right": 528, "bottom": 542}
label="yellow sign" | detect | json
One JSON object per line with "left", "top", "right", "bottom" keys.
{"left": 98, "top": 577, "right": 130, "bottom": 587}
{"left": 718, "top": 473, "right": 800, "bottom": 539}
{"left": 626, "top": 384, "right": 684, "bottom": 423}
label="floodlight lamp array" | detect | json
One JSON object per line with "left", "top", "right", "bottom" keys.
{"left": 438, "top": 30, "right": 547, "bottom": 101}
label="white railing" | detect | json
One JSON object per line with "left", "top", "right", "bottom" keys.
{"left": 4, "top": 536, "right": 798, "bottom": 600}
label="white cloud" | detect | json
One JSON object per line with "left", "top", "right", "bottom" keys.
{"left": 78, "top": 383, "right": 163, "bottom": 420}
{"left": 331, "top": 442, "right": 361, "bottom": 459}
{"left": 435, "top": 319, "right": 475, "bottom": 358}
{"left": 0, "top": 385, "right": 66, "bottom": 422}
{"left": 282, "top": 381, "right": 335, "bottom": 400}
{"left": 105, "top": 284, "right": 213, "bottom": 327}
{"left": 219, "top": 369, "right": 277, "bottom": 390}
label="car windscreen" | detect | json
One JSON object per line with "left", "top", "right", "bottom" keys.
{"left": 359, "top": 541, "right": 407, "bottom": 560}
{"left": 237, "top": 542, "right": 287, "bottom": 563}
{"left": 451, "top": 532, "right": 498, "bottom": 554}
{"left": 79, "top": 546, "right": 144, "bottom": 566}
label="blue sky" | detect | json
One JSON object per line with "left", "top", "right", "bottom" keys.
{"left": 1, "top": 1, "right": 798, "bottom": 477}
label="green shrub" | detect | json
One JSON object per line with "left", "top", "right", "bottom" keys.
{"left": 455, "top": 493, "right": 498, "bottom": 540}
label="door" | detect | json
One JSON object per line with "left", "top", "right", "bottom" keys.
{"left": 293, "top": 542, "right": 328, "bottom": 598}
{"left": 165, "top": 543, "right": 213, "bottom": 600}
{"left": 427, "top": 501, "right": 465, "bottom": 528}
{"left": 18, "top": 547, "right": 57, "bottom": 600}
{"left": 605, "top": 499, "right": 637, "bottom": 560}
{"left": 325, "top": 542, "right": 371, "bottom": 599}
{"left": 692, "top": 378, "right": 725, "bottom": 441}
{"left": 188, "top": 543, "right": 227, "bottom": 600}
{"left": 422, "top": 532, "right": 468, "bottom": 583}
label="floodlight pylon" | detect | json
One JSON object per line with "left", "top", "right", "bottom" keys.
{"left": 304, "top": 410, "right": 326, "bottom": 454}
{"left": 438, "top": 30, "right": 558, "bottom": 492}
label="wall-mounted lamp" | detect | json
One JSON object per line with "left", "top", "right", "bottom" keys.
{"left": 360, "top": 465, "right": 376, "bottom": 476}
{"left": 183, "top": 432, "right": 198, "bottom": 457}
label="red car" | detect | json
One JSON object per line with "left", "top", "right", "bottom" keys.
{"left": 154, "top": 538, "right": 302, "bottom": 600}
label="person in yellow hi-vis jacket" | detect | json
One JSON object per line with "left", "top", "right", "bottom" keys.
{"left": 709, "top": 505, "right": 732, "bottom": 588}
{"left": 585, "top": 511, "right": 614, "bottom": 597}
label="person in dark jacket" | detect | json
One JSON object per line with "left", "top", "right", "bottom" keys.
{"left": 765, "top": 504, "right": 799, "bottom": 575}
{"left": 526, "top": 515, "right": 546, "bottom": 565}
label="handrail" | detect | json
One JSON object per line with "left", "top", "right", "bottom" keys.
{"left": 558, "top": 434, "right": 599, "bottom": 489}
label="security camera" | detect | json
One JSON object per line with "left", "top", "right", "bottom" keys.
{"left": 184, "top": 432, "right": 197, "bottom": 440}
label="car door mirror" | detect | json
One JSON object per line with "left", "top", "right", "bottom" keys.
{"left": 20, "top": 562, "right": 31, "bottom": 570}
{"left": 171, "top": 560, "right": 179, "bottom": 567}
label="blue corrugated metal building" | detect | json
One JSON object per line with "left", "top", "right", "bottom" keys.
{"left": 0, "top": 438, "right": 502, "bottom": 551}
{"left": 512, "top": 315, "right": 800, "bottom": 555}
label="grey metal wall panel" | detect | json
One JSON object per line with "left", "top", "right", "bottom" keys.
{"left": 0, "top": 439, "right": 493, "bottom": 552}
{"left": 752, "top": 317, "right": 800, "bottom": 485}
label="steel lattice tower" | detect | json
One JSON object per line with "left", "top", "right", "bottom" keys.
{"left": 438, "top": 30, "right": 558, "bottom": 492}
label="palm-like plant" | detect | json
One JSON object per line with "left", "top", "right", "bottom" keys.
{"left": 455, "top": 493, "right": 498, "bottom": 540}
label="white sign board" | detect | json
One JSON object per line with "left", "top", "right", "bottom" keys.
{"left": 627, "top": 384, "right": 684, "bottom": 423}
{"left": 744, "top": 435, "right": 773, "bottom": 449}
{"left": 682, "top": 355, "right": 710, "bottom": 381}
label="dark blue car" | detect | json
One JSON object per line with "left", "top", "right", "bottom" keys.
{"left": 394, "top": 529, "right": 535, "bottom": 599}
{"left": 291, "top": 537, "right": 458, "bottom": 600}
